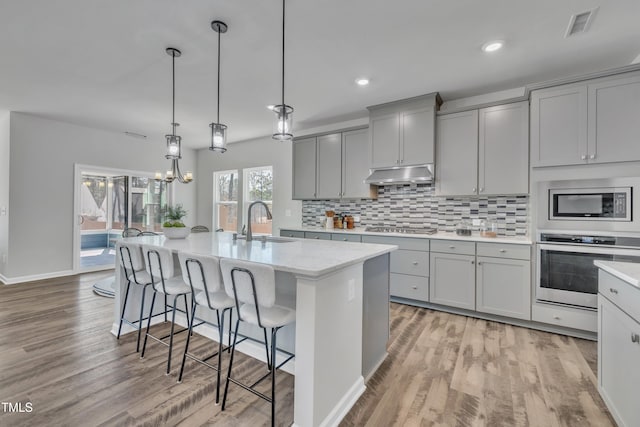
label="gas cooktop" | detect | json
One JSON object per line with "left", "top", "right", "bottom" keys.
{"left": 364, "top": 226, "right": 438, "bottom": 235}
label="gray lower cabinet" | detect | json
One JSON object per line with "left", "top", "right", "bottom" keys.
{"left": 362, "top": 235, "right": 429, "bottom": 302}
{"left": 476, "top": 256, "right": 531, "bottom": 320}
{"left": 280, "top": 229, "right": 305, "bottom": 238}
{"left": 429, "top": 251, "right": 476, "bottom": 310}
{"left": 331, "top": 233, "right": 361, "bottom": 242}
{"left": 598, "top": 269, "right": 640, "bottom": 427}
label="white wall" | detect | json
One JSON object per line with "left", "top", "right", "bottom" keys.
{"left": 195, "top": 135, "right": 302, "bottom": 233}
{"left": 4, "top": 112, "right": 196, "bottom": 281}
{"left": 0, "top": 111, "right": 10, "bottom": 279}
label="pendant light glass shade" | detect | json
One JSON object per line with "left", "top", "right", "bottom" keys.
{"left": 272, "top": 104, "right": 293, "bottom": 141}
{"left": 165, "top": 131, "right": 181, "bottom": 160}
{"left": 210, "top": 122, "right": 227, "bottom": 152}
{"left": 272, "top": 0, "right": 294, "bottom": 141}
{"left": 209, "top": 20, "right": 228, "bottom": 153}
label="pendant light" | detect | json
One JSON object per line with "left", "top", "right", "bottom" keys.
{"left": 272, "top": 0, "right": 293, "bottom": 140}
{"left": 210, "top": 20, "right": 228, "bottom": 153}
{"left": 158, "top": 47, "right": 193, "bottom": 184}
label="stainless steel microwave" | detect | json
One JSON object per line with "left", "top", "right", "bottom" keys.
{"left": 549, "top": 187, "right": 631, "bottom": 221}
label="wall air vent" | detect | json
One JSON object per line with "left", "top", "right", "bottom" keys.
{"left": 565, "top": 8, "right": 598, "bottom": 38}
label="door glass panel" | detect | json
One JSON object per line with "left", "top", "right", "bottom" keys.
{"left": 80, "top": 175, "right": 108, "bottom": 230}
{"left": 111, "top": 176, "right": 127, "bottom": 231}
{"left": 130, "top": 177, "right": 167, "bottom": 232}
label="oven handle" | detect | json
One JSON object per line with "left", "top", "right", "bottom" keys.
{"left": 537, "top": 243, "right": 640, "bottom": 257}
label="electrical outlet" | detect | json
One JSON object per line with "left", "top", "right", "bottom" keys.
{"left": 347, "top": 279, "right": 355, "bottom": 302}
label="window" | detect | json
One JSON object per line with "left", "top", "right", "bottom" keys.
{"left": 244, "top": 166, "right": 273, "bottom": 235}
{"left": 214, "top": 170, "right": 238, "bottom": 232}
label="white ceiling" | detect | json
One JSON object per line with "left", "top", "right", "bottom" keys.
{"left": 1, "top": 0, "right": 639, "bottom": 148}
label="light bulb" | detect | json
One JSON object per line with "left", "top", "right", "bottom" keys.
{"left": 168, "top": 145, "right": 179, "bottom": 155}
{"left": 277, "top": 118, "right": 289, "bottom": 134}
{"left": 213, "top": 134, "right": 224, "bottom": 146}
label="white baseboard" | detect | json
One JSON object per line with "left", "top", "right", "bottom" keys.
{"left": 0, "top": 269, "right": 75, "bottom": 285}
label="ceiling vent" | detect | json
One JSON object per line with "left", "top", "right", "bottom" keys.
{"left": 565, "top": 8, "right": 598, "bottom": 38}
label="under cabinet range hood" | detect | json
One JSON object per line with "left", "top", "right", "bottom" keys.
{"left": 364, "top": 164, "right": 434, "bottom": 185}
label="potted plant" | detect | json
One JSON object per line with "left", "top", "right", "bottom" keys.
{"left": 162, "top": 204, "right": 190, "bottom": 239}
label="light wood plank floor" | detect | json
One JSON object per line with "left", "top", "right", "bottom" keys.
{"left": 0, "top": 273, "right": 614, "bottom": 426}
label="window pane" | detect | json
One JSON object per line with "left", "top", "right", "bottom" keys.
{"left": 111, "top": 176, "right": 127, "bottom": 231}
{"left": 247, "top": 168, "right": 273, "bottom": 202}
{"left": 217, "top": 203, "right": 238, "bottom": 231}
{"left": 130, "top": 177, "right": 167, "bottom": 232}
{"left": 217, "top": 172, "right": 238, "bottom": 202}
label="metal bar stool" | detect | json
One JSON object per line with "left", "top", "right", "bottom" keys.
{"left": 219, "top": 259, "right": 295, "bottom": 427}
{"left": 176, "top": 252, "right": 237, "bottom": 404}
{"left": 140, "top": 245, "right": 192, "bottom": 375}
{"left": 116, "top": 241, "right": 155, "bottom": 352}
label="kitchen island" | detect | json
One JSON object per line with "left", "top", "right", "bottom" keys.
{"left": 113, "top": 232, "right": 396, "bottom": 427}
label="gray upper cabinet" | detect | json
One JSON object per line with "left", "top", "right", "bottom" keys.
{"left": 436, "top": 110, "right": 478, "bottom": 196}
{"left": 588, "top": 73, "right": 640, "bottom": 164}
{"left": 530, "top": 84, "right": 588, "bottom": 167}
{"left": 531, "top": 71, "right": 640, "bottom": 167}
{"left": 292, "top": 137, "right": 318, "bottom": 199}
{"left": 368, "top": 94, "right": 440, "bottom": 169}
{"left": 479, "top": 102, "right": 529, "bottom": 195}
{"left": 342, "top": 128, "right": 373, "bottom": 198}
{"left": 292, "top": 128, "right": 374, "bottom": 200}
{"left": 436, "top": 101, "right": 528, "bottom": 196}
{"left": 316, "top": 133, "right": 342, "bottom": 199}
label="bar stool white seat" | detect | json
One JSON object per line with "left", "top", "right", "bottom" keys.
{"left": 116, "top": 241, "right": 155, "bottom": 352}
{"left": 140, "top": 245, "right": 192, "bottom": 375}
{"left": 219, "top": 258, "right": 295, "bottom": 427}
{"left": 177, "top": 252, "right": 236, "bottom": 404}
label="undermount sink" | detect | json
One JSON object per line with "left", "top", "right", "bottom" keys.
{"left": 236, "top": 235, "right": 295, "bottom": 243}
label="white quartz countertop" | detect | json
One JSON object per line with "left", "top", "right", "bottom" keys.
{"left": 120, "top": 232, "right": 396, "bottom": 278}
{"left": 594, "top": 260, "right": 640, "bottom": 289}
{"left": 281, "top": 226, "right": 532, "bottom": 245}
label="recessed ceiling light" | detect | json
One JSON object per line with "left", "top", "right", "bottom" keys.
{"left": 481, "top": 40, "right": 504, "bottom": 53}
{"left": 355, "top": 78, "right": 370, "bottom": 86}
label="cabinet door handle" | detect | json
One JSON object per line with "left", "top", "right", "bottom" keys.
{"left": 412, "top": 286, "right": 418, "bottom": 290}
{"left": 412, "top": 261, "right": 418, "bottom": 265}
{"left": 314, "top": 236, "right": 320, "bottom": 239}
{"left": 449, "top": 245, "right": 455, "bottom": 249}
{"left": 477, "top": 262, "right": 482, "bottom": 266}
{"left": 610, "top": 288, "right": 619, "bottom": 294}
{"left": 632, "top": 333, "right": 640, "bottom": 344}
{"left": 472, "top": 187, "right": 477, "bottom": 193}
{"left": 553, "top": 315, "right": 561, "bottom": 320}
{"left": 589, "top": 154, "right": 595, "bottom": 160}
{"left": 499, "top": 249, "right": 507, "bottom": 253}
{"left": 580, "top": 154, "right": 586, "bottom": 160}
{"left": 471, "top": 260, "right": 475, "bottom": 265}
{"left": 343, "top": 238, "right": 348, "bottom": 241}
{"left": 479, "top": 187, "right": 484, "bottom": 193}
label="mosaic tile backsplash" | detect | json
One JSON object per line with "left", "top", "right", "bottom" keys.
{"left": 301, "top": 184, "right": 529, "bottom": 236}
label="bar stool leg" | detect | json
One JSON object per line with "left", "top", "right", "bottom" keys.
{"left": 263, "top": 328, "right": 271, "bottom": 371}
{"left": 227, "top": 309, "right": 233, "bottom": 353}
{"left": 166, "top": 294, "right": 179, "bottom": 374}
{"left": 164, "top": 294, "right": 168, "bottom": 322}
{"left": 141, "top": 292, "right": 157, "bottom": 359}
{"left": 222, "top": 318, "right": 241, "bottom": 411}
{"left": 182, "top": 294, "right": 190, "bottom": 332}
{"left": 178, "top": 302, "right": 198, "bottom": 383}
{"left": 136, "top": 285, "right": 149, "bottom": 352}
{"left": 270, "top": 327, "right": 278, "bottom": 427}
{"left": 117, "top": 281, "right": 131, "bottom": 339}
{"left": 215, "top": 308, "right": 227, "bottom": 404}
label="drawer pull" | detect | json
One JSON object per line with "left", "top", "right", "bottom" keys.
{"left": 632, "top": 333, "right": 640, "bottom": 344}
{"left": 609, "top": 288, "right": 619, "bottom": 294}
{"left": 314, "top": 236, "right": 320, "bottom": 239}
{"left": 343, "top": 238, "right": 348, "bottom": 241}
{"left": 449, "top": 245, "right": 455, "bottom": 249}
{"left": 471, "top": 260, "right": 475, "bottom": 265}
{"left": 477, "top": 262, "right": 482, "bottom": 266}
{"left": 499, "top": 249, "right": 507, "bottom": 253}
{"left": 412, "top": 261, "right": 418, "bottom": 265}
{"left": 412, "top": 286, "right": 418, "bottom": 290}
{"left": 553, "top": 315, "right": 561, "bottom": 320}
